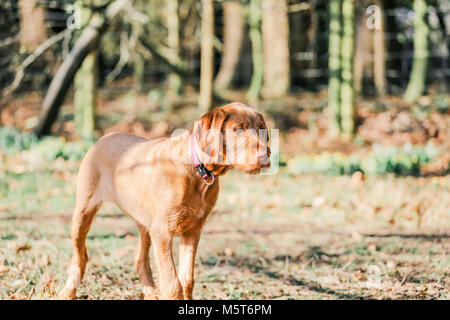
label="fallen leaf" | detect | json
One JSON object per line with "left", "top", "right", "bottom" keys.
{"left": 367, "top": 243, "right": 377, "bottom": 252}
{"left": 350, "top": 171, "right": 364, "bottom": 188}
{"left": 312, "top": 196, "right": 325, "bottom": 207}
{"left": 15, "top": 244, "right": 31, "bottom": 253}
{"left": 0, "top": 265, "right": 8, "bottom": 275}
{"left": 43, "top": 278, "right": 56, "bottom": 296}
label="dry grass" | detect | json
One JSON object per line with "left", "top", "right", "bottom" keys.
{"left": 0, "top": 166, "right": 449, "bottom": 300}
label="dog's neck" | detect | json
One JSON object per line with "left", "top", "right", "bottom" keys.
{"left": 173, "top": 131, "right": 231, "bottom": 182}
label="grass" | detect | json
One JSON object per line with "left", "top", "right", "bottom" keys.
{"left": 1, "top": 87, "right": 448, "bottom": 299}
{"left": 0, "top": 157, "right": 449, "bottom": 300}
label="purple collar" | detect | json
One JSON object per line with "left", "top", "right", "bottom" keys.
{"left": 190, "top": 133, "right": 215, "bottom": 185}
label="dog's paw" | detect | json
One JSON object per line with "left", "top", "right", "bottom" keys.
{"left": 142, "top": 293, "right": 159, "bottom": 300}
{"left": 142, "top": 286, "right": 159, "bottom": 300}
{"left": 57, "top": 288, "right": 77, "bottom": 300}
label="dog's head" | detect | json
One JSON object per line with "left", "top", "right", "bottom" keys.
{"left": 193, "top": 102, "right": 271, "bottom": 175}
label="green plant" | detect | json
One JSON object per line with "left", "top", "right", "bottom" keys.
{"left": 434, "top": 94, "right": 449, "bottom": 114}
{"left": 28, "top": 137, "right": 93, "bottom": 162}
{"left": 287, "top": 143, "right": 440, "bottom": 177}
{"left": 0, "top": 126, "right": 93, "bottom": 161}
{"left": 0, "top": 126, "right": 37, "bottom": 155}
{"left": 287, "top": 152, "right": 362, "bottom": 176}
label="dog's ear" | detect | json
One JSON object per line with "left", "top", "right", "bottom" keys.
{"left": 193, "top": 108, "right": 227, "bottom": 163}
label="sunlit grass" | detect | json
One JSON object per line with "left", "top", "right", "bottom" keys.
{"left": 0, "top": 161, "right": 449, "bottom": 299}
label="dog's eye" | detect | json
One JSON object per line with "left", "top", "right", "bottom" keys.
{"left": 234, "top": 128, "right": 244, "bottom": 133}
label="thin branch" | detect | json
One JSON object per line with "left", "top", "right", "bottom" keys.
{"left": 2, "top": 28, "right": 73, "bottom": 97}
{"left": 105, "top": 3, "right": 149, "bottom": 83}
{"left": 0, "top": 35, "right": 19, "bottom": 48}
{"left": 105, "top": 30, "right": 131, "bottom": 83}
{"left": 125, "top": 4, "right": 149, "bottom": 24}
{"left": 138, "top": 36, "right": 188, "bottom": 77}
{"left": 287, "top": 2, "right": 311, "bottom": 13}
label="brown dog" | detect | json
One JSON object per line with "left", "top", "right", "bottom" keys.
{"left": 58, "top": 102, "right": 271, "bottom": 300}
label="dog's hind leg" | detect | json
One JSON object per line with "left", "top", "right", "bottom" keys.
{"left": 58, "top": 167, "right": 101, "bottom": 300}
{"left": 58, "top": 200, "right": 101, "bottom": 299}
{"left": 135, "top": 224, "right": 158, "bottom": 299}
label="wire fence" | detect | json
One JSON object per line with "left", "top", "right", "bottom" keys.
{"left": 0, "top": 0, "right": 449, "bottom": 107}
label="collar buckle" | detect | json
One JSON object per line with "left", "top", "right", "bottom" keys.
{"left": 195, "top": 163, "right": 215, "bottom": 185}
{"left": 191, "top": 133, "right": 215, "bottom": 185}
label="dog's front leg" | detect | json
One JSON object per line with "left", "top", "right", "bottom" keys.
{"left": 178, "top": 229, "right": 201, "bottom": 300}
{"left": 135, "top": 224, "right": 158, "bottom": 300}
{"left": 150, "top": 227, "right": 183, "bottom": 300}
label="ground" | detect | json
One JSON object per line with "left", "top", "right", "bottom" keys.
{"left": 0, "top": 89, "right": 449, "bottom": 299}
{"left": 0, "top": 167, "right": 448, "bottom": 300}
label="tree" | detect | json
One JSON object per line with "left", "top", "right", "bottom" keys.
{"left": 354, "top": 1, "right": 386, "bottom": 97}
{"left": 74, "top": 1, "right": 98, "bottom": 140}
{"left": 404, "top": 0, "right": 429, "bottom": 103}
{"left": 353, "top": 7, "right": 369, "bottom": 96}
{"left": 167, "top": 0, "right": 183, "bottom": 95}
{"left": 340, "top": 0, "right": 355, "bottom": 138}
{"left": 247, "top": 0, "right": 264, "bottom": 102}
{"left": 328, "top": 0, "right": 342, "bottom": 137}
{"left": 328, "top": 0, "right": 355, "bottom": 139}
{"left": 74, "top": 51, "right": 97, "bottom": 140}
{"left": 308, "top": 0, "right": 319, "bottom": 72}
{"left": 133, "top": 0, "right": 146, "bottom": 92}
{"left": 214, "top": 0, "right": 245, "bottom": 91}
{"left": 133, "top": 44, "right": 146, "bottom": 92}
{"left": 372, "top": 0, "right": 387, "bottom": 96}
{"left": 199, "top": 0, "right": 214, "bottom": 112}
{"left": 18, "top": 0, "right": 47, "bottom": 53}
{"left": 261, "top": 0, "right": 290, "bottom": 99}
{"left": 383, "top": 0, "right": 402, "bottom": 92}
{"left": 16, "top": 0, "right": 50, "bottom": 91}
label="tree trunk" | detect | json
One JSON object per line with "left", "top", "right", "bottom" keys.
{"left": 404, "top": 0, "right": 429, "bottom": 103}
{"left": 383, "top": 0, "right": 401, "bottom": 93}
{"left": 340, "top": 0, "right": 355, "bottom": 139}
{"left": 199, "top": 0, "right": 214, "bottom": 112}
{"left": 372, "top": 0, "right": 386, "bottom": 96}
{"left": 328, "top": 0, "right": 342, "bottom": 137}
{"left": 74, "top": 50, "right": 98, "bottom": 140}
{"left": 167, "top": 0, "right": 183, "bottom": 95}
{"left": 247, "top": 0, "right": 264, "bottom": 102}
{"left": 134, "top": 53, "right": 145, "bottom": 92}
{"left": 214, "top": 0, "right": 245, "bottom": 91}
{"left": 261, "top": 0, "right": 290, "bottom": 99}
{"left": 353, "top": 12, "right": 369, "bottom": 96}
{"left": 74, "top": 1, "right": 97, "bottom": 140}
{"left": 18, "top": 0, "right": 47, "bottom": 53}
{"left": 308, "top": 0, "right": 319, "bottom": 71}
{"left": 133, "top": 0, "right": 146, "bottom": 92}
{"left": 139, "top": 36, "right": 188, "bottom": 77}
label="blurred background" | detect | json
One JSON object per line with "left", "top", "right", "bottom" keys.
{"left": 0, "top": 0, "right": 449, "bottom": 300}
